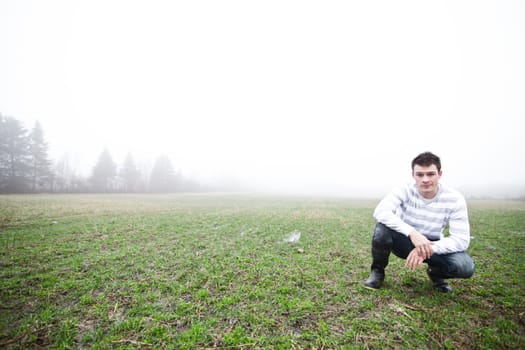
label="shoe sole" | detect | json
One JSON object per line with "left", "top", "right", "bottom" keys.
{"left": 363, "top": 284, "right": 381, "bottom": 291}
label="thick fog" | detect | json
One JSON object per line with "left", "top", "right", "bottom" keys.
{"left": 1, "top": 1, "right": 523, "bottom": 197}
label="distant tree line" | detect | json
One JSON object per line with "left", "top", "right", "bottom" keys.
{"left": 0, "top": 113, "right": 206, "bottom": 194}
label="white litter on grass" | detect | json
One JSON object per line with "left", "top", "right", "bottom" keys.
{"left": 284, "top": 230, "right": 301, "bottom": 243}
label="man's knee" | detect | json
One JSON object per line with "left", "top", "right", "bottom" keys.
{"left": 437, "top": 252, "right": 475, "bottom": 279}
{"left": 454, "top": 253, "right": 475, "bottom": 278}
{"left": 372, "top": 223, "right": 394, "bottom": 249}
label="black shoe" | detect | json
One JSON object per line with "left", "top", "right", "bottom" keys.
{"left": 364, "top": 269, "right": 385, "bottom": 290}
{"left": 427, "top": 268, "right": 453, "bottom": 293}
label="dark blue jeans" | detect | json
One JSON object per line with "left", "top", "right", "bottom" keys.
{"left": 371, "top": 223, "right": 475, "bottom": 279}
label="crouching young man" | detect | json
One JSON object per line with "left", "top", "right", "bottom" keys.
{"left": 364, "top": 152, "right": 474, "bottom": 293}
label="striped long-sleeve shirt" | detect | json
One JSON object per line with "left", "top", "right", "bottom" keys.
{"left": 373, "top": 182, "right": 470, "bottom": 255}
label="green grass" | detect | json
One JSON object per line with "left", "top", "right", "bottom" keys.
{"left": 0, "top": 194, "right": 524, "bottom": 349}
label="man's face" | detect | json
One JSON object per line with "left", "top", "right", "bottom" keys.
{"left": 412, "top": 164, "right": 442, "bottom": 199}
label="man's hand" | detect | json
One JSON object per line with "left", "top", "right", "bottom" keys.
{"left": 406, "top": 249, "right": 425, "bottom": 270}
{"left": 409, "top": 230, "right": 433, "bottom": 260}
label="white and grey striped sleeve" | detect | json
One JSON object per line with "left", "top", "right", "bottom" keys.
{"left": 373, "top": 185, "right": 415, "bottom": 236}
{"left": 432, "top": 195, "right": 470, "bottom": 254}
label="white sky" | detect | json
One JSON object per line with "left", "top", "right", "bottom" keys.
{"left": 1, "top": 1, "right": 523, "bottom": 196}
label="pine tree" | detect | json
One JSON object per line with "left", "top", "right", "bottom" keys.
{"left": 91, "top": 148, "right": 117, "bottom": 192}
{"left": 29, "top": 121, "right": 53, "bottom": 192}
{"left": 149, "top": 155, "right": 177, "bottom": 192}
{"left": 119, "top": 153, "right": 141, "bottom": 192}
{"left": 0, "top": 115, "right": 31, "bottom": 193}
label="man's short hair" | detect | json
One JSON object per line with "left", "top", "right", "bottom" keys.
{"left": 412, "top": 152, "right": 441, "bottom": 172}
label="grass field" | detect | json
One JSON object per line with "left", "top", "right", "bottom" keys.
{"left": 0, "top": 194, "right": 524, "bottom": 349}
